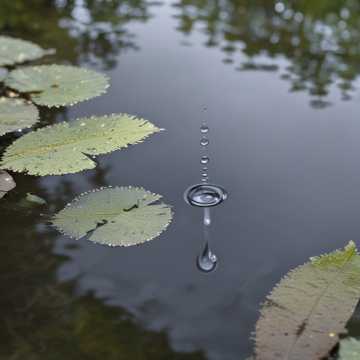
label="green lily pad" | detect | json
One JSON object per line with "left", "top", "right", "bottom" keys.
{"left": 52, "top": 186, "right": 173, "bottom": 247}
{"left": 339, "top": 337, "right": 360, "bottom": 360}
{"left": 0, "top": 68, "right": 8, "bottom": 82}
{"left": 0, "top": 36, "right": 53, "bottom": 66}
{"left": 5, "top": 65, "right": 109, "bottom": 107}
{"left": 0, "top": 170, "right": 15, "bottom": 199}
{"left": 0, "top": 97, "right": 39, "bottom": 136}
{"left": 0, "top": 114, "right": 161, "bottom": 175}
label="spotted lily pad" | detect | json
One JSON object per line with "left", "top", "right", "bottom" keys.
{"left": 52, "top": 187, "right": 173, "bottom": 247}
{"left": 0, "top": 170, "right": 15, "bottom": 199}
{"left": 5, "top": 65, "right": 109, "bottom": 107}
{"left": 0, "top": 68, "right": 8, "bottom": 82}
{"left": 0, "top": 114, "right": 161, "bottom": 175}
{"left": 0, "top": 36, "right": 53, "bottom": 66}
{"left": 0, "top": 97, "right": 39, "bottom": 136}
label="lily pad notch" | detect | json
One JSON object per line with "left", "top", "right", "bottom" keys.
{"left": 52, "top": 186, "right": 173, "bottom": 247}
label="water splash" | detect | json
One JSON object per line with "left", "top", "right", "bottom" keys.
{"left": 184, "top": 184, "right": 227, "bottom": 207}
{"left": 183, "top": 117, "right": 227, "bottom": 273}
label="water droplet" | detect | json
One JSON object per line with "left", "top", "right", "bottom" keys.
{"left": 201, "top": 156, "right": 209, "bottom": 164}
{"left": 197, "top": 242, "right": 217, "bottom": 273}
{"left": 200, "top": 138, "right": 209, "bottom": 146}
{"left": 203, "top": 207, "right": 211, "bottom": 226}
{"left": 184, "top": 184, "right": 227, "bottom": 207}
{"left": 202, "top": 172, "right": 208, "bottom": 177}
{"left": 202, "top": 166, "right": 208, "bottom": 171}
{"left": 200, "top": 124, "right": 209, "bottom": 134}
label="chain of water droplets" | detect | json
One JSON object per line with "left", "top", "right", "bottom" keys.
{"left": 200, "top": 113, "right": 209, "bottom": 183}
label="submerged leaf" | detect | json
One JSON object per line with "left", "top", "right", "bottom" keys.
{"left": 0, "top": 114, "right": 161, "bottom": 175}
{"left": 0, "top": 170, "right": 15, "bottom": 199}
{"left": 339, "top": 337, "right": 360, "bottom": 360}
{"left": 0, "top": 67, "right": 8, "bottom": 82}
{"left": 5, "top": 65, "right": 109, "bottom": 107}
{"left": 25, "top": 193, "right": 46, "bottom": 205}
{"left": 0, "top": 36, "right": 53, "bottom": 66}
{"left": 0, "top": 97, "right": 39, "bottom": 136}
{"left": 52, "top": 186, "right": 173, "bottom": 247}
{"left": 255, "top": 241, "right": 360, "bottom": 360}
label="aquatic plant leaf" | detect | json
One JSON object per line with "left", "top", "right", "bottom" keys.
{"left": 339, "top": 338, "right": 360, "bottom": 360}
{"left": 25, "top": 193, "right": 46, "bottom": 205}
{"left": 255, "top": 241, "right": 360, "bottom": 360}
{"left": 0, "top": 68, "right": 8, "bottom": 81}
{"left": 52, "top": 186, "right": 173, "bottom": 247}
{"left": 5, "top": 65, "right": 109, "bottom": 107}
{"left": 0, "top": 36, "right": 53, "bottom": 66}
{"left": 0, "top": 114, "right": 161, "bottom": 175}
{"left": 0, "top": 97, "right": 39, "bottom": 136}
{"left": 0, "top": 170, "right": 15, "bottom": 199}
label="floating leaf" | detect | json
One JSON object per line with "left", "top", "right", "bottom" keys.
{"left": 52, "top": 186, "right": 173, "bottom": 247}
{"left": 5, "top": 65, "right": 109, "bottom": 107}
{"left": 0, "top": 36, "right": 53, "bottom": 66}
{"left": 255, "top": 241, "right": 360, "bottom": 360}
{"left": 0, "top": 67, "right": 8, "bottom": 82}
{"left": 0, "top": 170, "right": 15, "bottom": 199}
{"left": 0, "top": 114, "right": 161, "bottom": 176}
{"left": 0, "top": 97, "right": 39, "bottom": 136}
{"left": 339, "top": 337, "right": 360, "bottom": 360}
{"left": 25, "top": 193, "right": 46, "bottom": 205}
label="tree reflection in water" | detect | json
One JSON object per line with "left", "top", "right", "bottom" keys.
{"left": 173, "top": 0, "right": 360, "bottom": 107}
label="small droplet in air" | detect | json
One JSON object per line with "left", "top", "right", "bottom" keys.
{"left": 197, "top": 242, "right": 217, "bottom": 273}
{"left": 200, "top": 124, "right": 209, "bottom": 133}
{"left": 201, "top": 156, "right": 209, "bottom": 164}
{"left": 200, "top": 138, "right": 209, "bottom": 146}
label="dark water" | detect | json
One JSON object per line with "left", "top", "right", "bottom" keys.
{"left": 2, "top": 1, "right": 360, "bottom": 359}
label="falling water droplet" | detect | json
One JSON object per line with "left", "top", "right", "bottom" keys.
{"left": 204, "top": 207, "right": 211, "bottom": 226}
{"left": 200, "top": 124, "right": 209, "bottom": 134}
{"left": 202, "top": 172, "right": 208, "bottom": 177}
{"left": 200, "top": 138, "right": 209, "bottom": 146}
{"left": 197, "top": 242, "right": 217, "bottom": 273}
{"left": 201, "top": 156, "right": 209, "bottom": 164}
{"left": 184, "top": 184, "right": 227, "bottom": 207}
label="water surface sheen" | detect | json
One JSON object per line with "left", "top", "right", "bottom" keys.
{"left": 2, "top": 1, "right": 360, "bottom": 359}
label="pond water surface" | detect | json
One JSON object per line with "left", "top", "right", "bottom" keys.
{"left": 2, "top": 1, "right": 360, "bottom": 359}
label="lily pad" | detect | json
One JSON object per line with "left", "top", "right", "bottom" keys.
{"left": 0, "top": 97, "right": 39, "bottom": 136}
{"left": 0, "top": 114, "right": 161, "bottom": 175}
{"left": 0, "top": 170, "right": 15, "bottom": 199}
{"left": 0, "top": 68, "right": 8, "bottom": 82}
{"left": 0, "top": 36, "right": 53, "bottom": 66}
{"left": 339, "top": 337, "right": 360, "bottom": 360}
{"left": 52, "top": 186, "right": 173, "bottom": 247}
{"left": 255, "top": 241, "right": 360, "bottom": 360}
{"left": 5, "top": 65, "right": 109, "bottom": 107}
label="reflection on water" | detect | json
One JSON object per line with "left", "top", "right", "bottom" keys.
{"left": 0, "top": 0, "right": 156, "bottom": 69}
{"left": 173, "top": 0, "right": 360, "bottom": 107}
{"left": 0, "top": 176, "right": 205, "bottom": 360}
